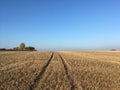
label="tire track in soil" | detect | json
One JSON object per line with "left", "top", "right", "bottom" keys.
{"left": 59, "top": 54, "right": 76, "bottom": 90}
{"left": 29, "top": 52, "right": 54, "bottom": 90}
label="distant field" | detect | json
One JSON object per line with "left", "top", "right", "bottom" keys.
{"left": 0, "top": 51, "right": 120, "bottom": 90}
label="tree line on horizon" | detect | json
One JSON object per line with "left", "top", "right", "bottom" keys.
{"left": 0, "top": 43, "right": 36, "bottom": 51}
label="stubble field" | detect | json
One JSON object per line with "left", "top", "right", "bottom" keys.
{"left": 0, "top": 51, "right": 120, "bottom": 90}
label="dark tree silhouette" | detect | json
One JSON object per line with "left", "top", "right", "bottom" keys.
{"left": 25, "top": 46, "right": 35, "bottom": 51}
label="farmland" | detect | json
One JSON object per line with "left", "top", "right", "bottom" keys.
{"left": 0, "top": 51, "right": 120, "bottom": 90}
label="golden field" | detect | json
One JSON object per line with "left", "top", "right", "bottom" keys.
{"left": 0, "top": 51, "right": 120, "bottom": 90}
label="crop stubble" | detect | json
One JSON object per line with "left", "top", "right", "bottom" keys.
{"left": 32, "top": 52, "right": 77, "bottom": 90}
{"left": 0, "top": 51, "right": 120, "bottom": 90}
{"left": 60, "top": 51, "right": 120, "bottom": 90}
{"left": 0, "top": 51, "right": 51, "bottom": 90}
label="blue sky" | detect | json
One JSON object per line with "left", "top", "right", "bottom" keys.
{"left": 0, "top": 0, "right": 120, "bottom": 50}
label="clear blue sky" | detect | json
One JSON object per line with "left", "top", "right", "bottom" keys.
{"left": 0, "top": 0, "right": 120, "bottom": 50}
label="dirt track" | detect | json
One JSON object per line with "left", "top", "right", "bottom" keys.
{"left": 0, "top": 51, "right": 120, "bottom": 90}
{"left": 30, "top": 52, "right": 78, "bottom": 90}
{"left": 29, "top": 52, "right": 54, "bottom": 90}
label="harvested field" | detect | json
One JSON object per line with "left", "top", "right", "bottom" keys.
{"left": 0, "top": 51, "right": 120, "bottom": 90}
{"left": 60, "top": 51, "right": 120, "bottom": 90}
{"left": 0, "top": 51, "right": 51, "bottom": 90}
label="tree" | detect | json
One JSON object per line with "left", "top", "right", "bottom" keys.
{"left": 13, "top": 47, "right": 19, "bottom": 51}
{"left": 0, "top": 48, "right": 6, "bottom": 51}
{"left": 19, "top": 43, "right": 25, "bottom": 50}
{"left": 110, "top": 49, "right": 117, "bottom": 51}
{"left": 25, "top": 46, "right": 35, "bottom": 51}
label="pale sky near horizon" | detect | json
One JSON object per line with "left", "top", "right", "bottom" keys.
{"left": 0, "top": 0, "right": 120, "bottom": 50}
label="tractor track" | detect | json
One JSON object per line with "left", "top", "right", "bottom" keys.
{"left": 59, "top": 54, "right": 76, "bottom": 90}
{"left": 29, "top": 52, "right": 54, "bottom": 90}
